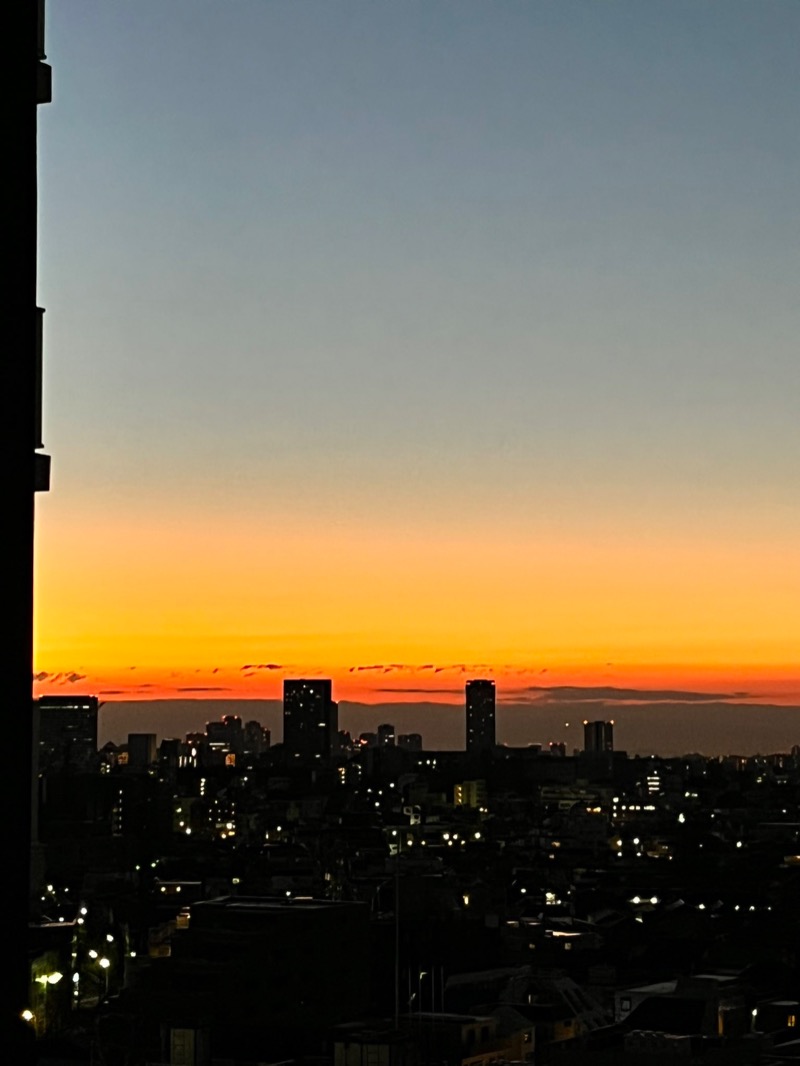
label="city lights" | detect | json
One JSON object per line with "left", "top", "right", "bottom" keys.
{"left": 22, "top": 5, "right": 800, "bottom": 1063}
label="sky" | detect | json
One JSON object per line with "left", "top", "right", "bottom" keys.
{"left": 35, "top": 1, "right": 799, "bottom": 712}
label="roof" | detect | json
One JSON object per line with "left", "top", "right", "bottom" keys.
{"left": 622, "top": 981, "right": 678, "bottom": 996}
{"left": 622, "top": 997, "right": 706, "bottom": 1036}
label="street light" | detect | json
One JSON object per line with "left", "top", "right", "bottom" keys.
{"left": 98, "top": 957, "right": 110, "bottom": 997}
{"left": 33, "top": 971, "right": 64, "bottom": 1037}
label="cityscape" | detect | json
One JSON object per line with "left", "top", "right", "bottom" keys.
{"left": 15, "top": 2, "right": 800, "bottom": 1065}
{"left": 24, "top": 682, "right": 800, "bottom": 1064}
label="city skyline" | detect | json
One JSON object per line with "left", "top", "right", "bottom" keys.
{"left": 35, "top": 1, "right": 799, "bottom": 708}
{"left": 88, "top": 693, "right": 799, "bottom": 760}
{"left": 20, "top": 3, "right": 800, "bottom": 1059}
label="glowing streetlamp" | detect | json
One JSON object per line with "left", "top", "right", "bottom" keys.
{"left": 98, "top": 956, "right": 111, "bottom": 997}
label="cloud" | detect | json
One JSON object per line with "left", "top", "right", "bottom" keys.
{"left": 99, "top": 690, "right": 125, "bottom": 695}
{"left": 375, "top": 687, "right": 464, "bottom": 695}
{"left": 34, "top": 671, "right": 49, "bottom": 681}
{"left": 176, "top": 686, "right": 232, "bottom": 693}
{"left": 65, "top": 672, "right": 87, "bottom": 684}
{"left": 512, "top": 686, "right": 750, "bottom": 703}
{"left": 241, "top": 664, "right": 283, "bottom": 671}
{"left": 350, "top": 663, "right": 418, "bottom": 674}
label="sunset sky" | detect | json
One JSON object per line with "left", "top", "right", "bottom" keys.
{"left": 35, "top": 1, "right": 799, "bottom": 707}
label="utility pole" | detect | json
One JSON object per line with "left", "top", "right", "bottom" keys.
{"left": 8, "top": 0, "right": 51, "bottom": 1052}
{"left": 393, "top": 835, "right": 401, "bottom": 1029}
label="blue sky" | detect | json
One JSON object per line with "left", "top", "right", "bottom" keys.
{"left": 40, "top": 1, "right": 799, "bottom": 518}
{"left": 34, "top": 2, "right": 799, "bottom": 698}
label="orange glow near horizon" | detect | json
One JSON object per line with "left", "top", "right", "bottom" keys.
{"left": 30, "top": 665, "right": 800, "bottom": 706}
{"left": 33, "top": 500, "right": 800, "bottom": 705}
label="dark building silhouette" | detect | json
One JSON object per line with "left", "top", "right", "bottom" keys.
{"left": 126, "top": 732, "right": 157, "bottom": 772}
{"left": 37, "top": 695, "right": 98, "bottom": 774}
{"left": 398, "top": 732, "right": 423, "bottom": 751}
{"left": 244, "top": 719, "right": 270, "bottom": 755}
{"left": 466, "top": 679, "right": 496, "bottom": 752}
{"left": 583, "top": 719, "right": 614, "bottom": 753}
{"left": 140, "top": 896, "right": 370, "bottom": 1059}
{"left": 377, "top": 722, "right": 396, "bottom": 747}
{"left": 13, "top": 5, "right": 54, "bottom": 1040}
{"left": 207, "top": 714, "right": 244, "bottom": 754}
{"left": 283, "top": 679, "right": 337, "bottom": 759}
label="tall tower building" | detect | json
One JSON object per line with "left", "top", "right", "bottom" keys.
{"left": 465, "top": 680, "right": 496, "bottom": 752}
{"left": 283, "top": 679, "right": 337, "bottom": 759}
{"left": 583, "top": 720, "right": 614, "bottom": 753}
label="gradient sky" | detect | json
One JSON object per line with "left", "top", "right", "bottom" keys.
{"left": 35, "top": 1, "right": 799, "bottom": 705}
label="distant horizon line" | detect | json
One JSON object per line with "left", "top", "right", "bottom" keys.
{"left": 92, "top": 694, "right": 800, "bottom": 708}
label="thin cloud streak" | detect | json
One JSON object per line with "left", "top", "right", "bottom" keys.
{"left": 503, "top": 686, "right": 752, "bottom": 703}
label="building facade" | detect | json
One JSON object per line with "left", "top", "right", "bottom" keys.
{"left": 465, "top": 680, "right": 496, "bottom": 753}
{"left": 283, "top": 679, "right": 337, "bottom": 759}
{"left": 583, "top": 720, "right": 614, "bottom": 753}
{"left": 37, "top": 695, "right": 99, "bottom": 773}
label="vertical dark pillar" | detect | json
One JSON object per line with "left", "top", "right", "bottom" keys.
{"left": 8, "top": 0, "right": 51, "bottom": 1048}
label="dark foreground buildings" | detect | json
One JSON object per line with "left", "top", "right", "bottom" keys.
{"left": 23, "top": 693, "right": 800, "bottom": 1065}
{"left": 134, "top": 896, "right": 370, "bottom": 1062}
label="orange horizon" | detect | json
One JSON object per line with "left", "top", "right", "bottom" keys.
{"left": 34, "top": 496, "right": 799, "bottom": 707}
{"left": 32, "top": 661, "right": 800, "bottom": 705}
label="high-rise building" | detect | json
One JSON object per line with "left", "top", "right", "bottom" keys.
{"left": 377, "top": 723, "right": 396, "bottom": 748}
{"left": 244, "top": 720, "right": 270, "bottom": 755}
{"left": 398, "top": 733, "right": 423, "bottom": 752}
{"left": 283, "top": 680, "right": 337, "bottom": 759}
{"left": 207, "top": 715, "right": 244, "bottom": 754}
{"left": 465, "top": 680, "right": 495, "bottom": 752}
{"left": 37, "top": 695, "right": 98, "bottom": 773}
{"left": 126, "top": 732, "right": 157, "bottom": 772}
{"left": 583, "top": 720, "right": 614, "bottom": 753}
